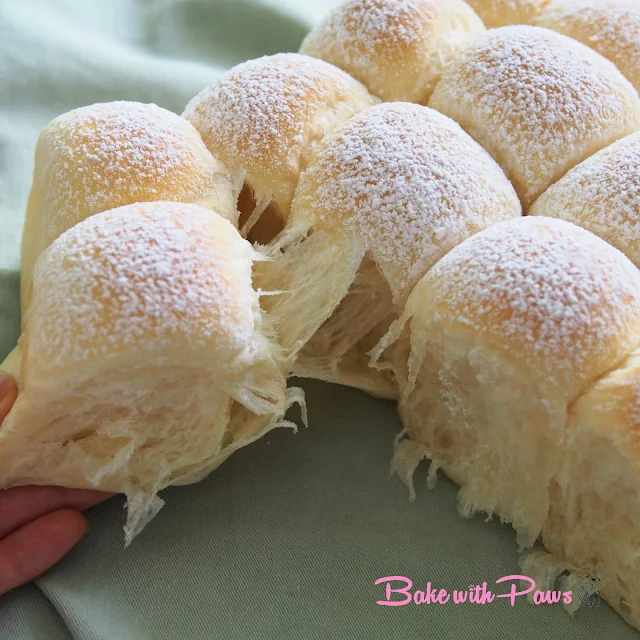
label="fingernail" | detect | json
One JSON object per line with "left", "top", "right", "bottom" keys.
{"left": 0, "top": 375, "right": 12, "bottom": 400}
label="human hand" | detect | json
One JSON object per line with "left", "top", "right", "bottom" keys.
{"left": 0, "top": 374, "right": 112, "bottom": 595}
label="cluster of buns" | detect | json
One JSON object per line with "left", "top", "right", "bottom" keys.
{"left": 2, "top": 0, "right": 640, "bottom": 629}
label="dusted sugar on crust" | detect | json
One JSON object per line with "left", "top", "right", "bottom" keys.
{"left": 37, "top": 101, "right": 238, "bottom": 246}
{"left": 293, "top": 102, "right": 521, "bottom": 303}
{"left": 183, "top": 53, "right": 377, "bottom": 233}
{"left": 405, "top": 216, "right": 640, "bottom": 392}
{"left": 534, "top": 0, "right": 640, "bottom": 93}
{"left": 300, "top": 0, "right": 485, "bottom": 103}
{"left": 429, "top": 26, "right": 640, "bottom": 208}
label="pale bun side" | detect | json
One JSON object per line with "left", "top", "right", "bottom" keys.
{"left": 0, "top": 202, "right": 293, "bottom": 543}
{"left": 543, "top": 348, "right": 640, "bottom": 629}
{"left": 300, "top": 0, "right": 485, "bottom": 104}
{"left": 429, "top": 26, "right": 640, "bottom": 209}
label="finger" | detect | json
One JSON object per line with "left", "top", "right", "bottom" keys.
{"left": 0, "top": 373, "right": 18, "bottom": 423}
{"left": 0, "top": 486, "right": 112, "bottom": 538}
{"left": 0, "top": 509, "right": 87, "bottom": 596}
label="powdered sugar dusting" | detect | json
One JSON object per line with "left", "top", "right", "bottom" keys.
{"left": 29, "top": 203, "right": 257, "bottom": 374}
{"left": 530, "top": 131, "right": 640, "bottom": 268}
{"left": 303, "top": 0, "right": 425, "bottom": 71}
{"left": 182, "top": 53, "right": 373, "bottom": 184}
{"left": 296, "top": 102, "right": 521, "bottom": 302}
{"left": 418, "top": 217, "right": 640, "bottom": 378}
{"left": 429, "top": 25, "right": 640, "bottom": 207}
{"left": 300, "top": 0, "right": 484, "bottom": 102}
{"left": 39, "top": 102, "right": 226, "bottom": 245}
{"left": 535, "top": 0, "right": 640, "bottom": 91}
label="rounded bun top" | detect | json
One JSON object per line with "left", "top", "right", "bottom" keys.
{"left": 299, "top": 0, "right": 485, "bottom": 104}
{"left": 182, "top": 53, "right": 376, "bottom": 222}
{"left": 36, "top": 101, "right": 238, "bottom": 247}
{"left": 534, "top": 0, "right": 640, "bottom": 93}
{"left": 27, "top": 202, "right": 260, "bottom": 386}
{"left": 290, "top": 102, "right": 521, "bottom": 304}
{"left": 429, "top": 25, "right": 640, "bottom": 209}
{"left": 530, "top": 131, "right": 640, "bottom": 269}
{"left": 406, "top": 216, "right": 640, "bottom": 396}
{"left": 466, "top": 0, "right": 551, "bottom": 27}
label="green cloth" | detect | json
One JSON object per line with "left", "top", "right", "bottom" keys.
{"left": 0, "top": 0, "right": 638, "bottom": 637}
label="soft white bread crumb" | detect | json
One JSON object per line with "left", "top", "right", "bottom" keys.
{"left": 0, "top": 202, "right": 295, "bottom": 543}
{"left": 380, "top": 216, "right": 640, "bottom": 547}
{"left": 534, "top": 0, "right": 640, "bottom": 93}
{"left": 300, "top": 0, "right": 485, "bottom": 104}
{"left": 530, "top": 131, "right": 640, "bottom": 269}
{"left": 182, "top": 53, "right": 377, "bottom": 241}
{"left": 259, "top": 102, "right": 520, "bottom": 398}
{"left": 21, "top": 101, "right": 240, "bottom": 318}
{"left": 429, "top": 25, "right": 640, "bottom": 209}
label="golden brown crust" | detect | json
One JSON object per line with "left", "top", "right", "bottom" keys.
{"left": 569, "top": 351, "right": 640, "bottom": 467}
{"left": 25, "top": 203, "right": 259, "bottom": 389}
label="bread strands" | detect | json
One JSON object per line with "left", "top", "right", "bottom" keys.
{"left": 299, "top": 0, "right": 485, "bottom": 104}
{"left": 429, "top": 25, "right": 640, "bottom": 209}
{"left": 0, "top": 202, "right": 299, "bottom": 544}
{"left": 257, "top": 102, "right": 521, "bottom": 398}
{"left": 533, "top": 0, "right": 640, "bottom": 93}
{"left": 372, "top": 216, "right": 640, "bottom": 624}
{"left": 465, "top": 0, "right": 551, "bottom": 26}
{"left": 0, "top": 100, "right": 299, "bottom": 542}
{"left": 182, "top": 53, "right": 377, "bottom": 244}
{"left": 530, "top": 131, "right": 640, "bottom": 269}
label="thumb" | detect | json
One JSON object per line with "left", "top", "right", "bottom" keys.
{"left": 0, "top": 373, "right": 18, "bottom": 424}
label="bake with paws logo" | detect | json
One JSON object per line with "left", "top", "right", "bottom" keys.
{"left": 373, "top": 574, "right": 598, "bottom": 608}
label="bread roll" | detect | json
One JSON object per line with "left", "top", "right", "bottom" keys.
{"left": 182, "top": 53, "right": 377, "bottom": 242}
{"left": 540, "top": 348, "right": 640, "bottom": 629}
{"left": 258, "top": 103, "right": 520, "bottom": 398}
{"left": 465, "top": 0, "right": 551, "bottom": 26}
{"left": 21, "top": 101, "right": 239, "bottom": 318}
{"left": 0, "top": 202, "right": 295, "bottom": 543}
{"left": 377, "top": 216, "right": 640, "bottom": 548}
{"left": 429, "top": 26, "right": 640, "bottom": 208}
{"left": 530, "top": 131, "right": 640, "bottom": 268}
{"left": 299, "top": 0, "right": 485, "bottom": 104}
{"left": 534, "top": 0, "right": 640, "bottom": 93}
